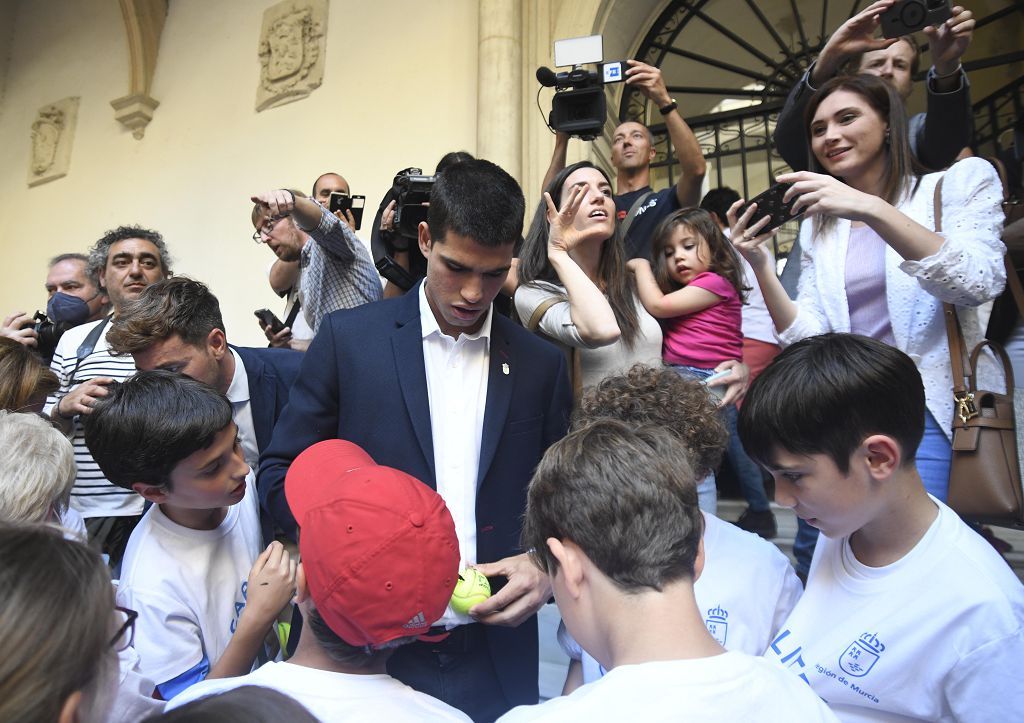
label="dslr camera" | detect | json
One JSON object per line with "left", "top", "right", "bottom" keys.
{"left": 537, "top": 34, "right": 625, "bottom": 140}
{"left": 880, "top": 0, "right": 952, "bottom": 38}
{"left": 32, "top": 311, "right": 72, "bottom": 363}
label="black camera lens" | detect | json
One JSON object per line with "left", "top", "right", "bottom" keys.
{"left": 901, "top": 2, "right": 926, "bottom": 26}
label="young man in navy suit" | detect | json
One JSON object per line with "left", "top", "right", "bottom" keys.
{"left": 254, "top": 159, "right": 573, "bottom": 722}
{"left": 106, "top": 277, "right": 302, "bottom": 474}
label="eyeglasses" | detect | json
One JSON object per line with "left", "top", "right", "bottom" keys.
{"left": 109, "top": 606, "right": 138, "bottom": 652}
{"left": 252, "top": 215, "right": 287, "bottom": 243}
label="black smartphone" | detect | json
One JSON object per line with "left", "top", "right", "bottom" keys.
{"left": 375, "top": 255, "right": 417, "bottom": 292}
{"left": 737, "top": 182, "right": 802, "bottom": 236}
{"left": 254, "top": 308, "right": 285, "bottom": 335}
{"left": 329, "top": 193, "right": 366, "bottom": 230}
{"left": 880, "top": 0, "right": 951, "bottom": 38}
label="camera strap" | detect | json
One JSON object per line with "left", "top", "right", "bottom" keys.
{"left": 70, "top": 315, "right": 111, "bottom": 382}
{"left": 620, "top": 190, "right": 655, "bottom": 241}
{"left": 284, "top": 298, "right": 302, "bottom": 329}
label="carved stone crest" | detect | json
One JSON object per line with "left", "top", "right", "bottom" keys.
{"left": 28, "top": 97, "right": 79, "bottom": 187}
{"left": 255, "top": 0, "right": 328, "bottom": 112}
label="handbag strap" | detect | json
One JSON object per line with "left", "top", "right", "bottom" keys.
{"left": 525, "top": 297, "right": 560, "bottom": 332}
{"left": 935, "top": 177, "right": 976, "bottom": 417}
{"left": 524, "top": 295, "right": 582, "bottom": 400}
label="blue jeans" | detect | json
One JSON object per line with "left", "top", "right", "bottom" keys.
{"left": 697, "top": 473, "right": 717, "bottom": 515}
{"left": 791, "top": 409, "right": 952, "bottom": 575}
{"left": 917, "top": 409, "right": 951, "bottom": 501}
{"left": 669, "top": 364, "right": 771, "bottom": 512}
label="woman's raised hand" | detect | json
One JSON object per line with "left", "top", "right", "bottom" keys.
{"left": 727, "top": 199, "right": 777, "bottom": 270}
{"left": 544, "top": 185, "right": 589, "bottom": 257}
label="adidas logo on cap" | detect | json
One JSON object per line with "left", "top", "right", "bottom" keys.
{"left": 403, "top": 611, "right": 427, "bottom": 629}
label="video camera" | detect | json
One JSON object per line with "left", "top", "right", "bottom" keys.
{"left": 537, "top": 34, "right": 625, "bottom": 140}
{"left": 392, "top": 169, "right": 435, "bottom": 241}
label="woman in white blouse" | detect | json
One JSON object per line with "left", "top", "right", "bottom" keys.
{"left": 732, "top": 73, "right": 1006, "bottom": 501}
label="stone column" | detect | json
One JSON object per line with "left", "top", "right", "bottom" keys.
{"left": 477, "top": 0, "right": 522, "bottom": 181}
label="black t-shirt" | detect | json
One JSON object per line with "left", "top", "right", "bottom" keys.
{"left": 615, "top": 186, "right": 682, "bottom": 260}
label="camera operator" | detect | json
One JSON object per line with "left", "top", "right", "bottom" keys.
{"left": 373, "top": 151, "right": 475, "bottom": 298}
{"left": 541, "top": 59, "right": 707, "bottom": 261}
{"left": 773, "top": 0, "right": 975, "bottom": 173}
{"left": 1, "top": 253, "right": 109, "bottom": 360}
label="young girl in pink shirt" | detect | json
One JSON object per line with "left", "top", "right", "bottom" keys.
{"left": 628, "top": 207, "right": 746, "bottom": 383}
{"left": 629, "top": 208, "right": 772, "bottom": 535}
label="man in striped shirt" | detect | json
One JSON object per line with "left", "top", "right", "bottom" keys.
{"left": 45, "top": 225, "right": 172, "bottom": 568}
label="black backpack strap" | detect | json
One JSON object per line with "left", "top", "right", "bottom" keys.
{"left": 619, "top": 190, "right": 655, "bottom": 241}
{"left": 70, "top": 316, "right": 111, "bottom": 382}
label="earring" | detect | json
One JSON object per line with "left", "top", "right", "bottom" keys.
{"left": 885, "top": 128, "right": 891, "bottom": 144}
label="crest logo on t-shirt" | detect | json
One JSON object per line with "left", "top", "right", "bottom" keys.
{"left": 704, "top": 604, "right": 728, "bottom": 645}
{"left": 839, "top": 632, "right": 885, "bottom": 677}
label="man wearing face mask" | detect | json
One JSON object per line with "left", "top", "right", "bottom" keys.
{"left": 1, "top": 254, "right": 109, "bottom": 360}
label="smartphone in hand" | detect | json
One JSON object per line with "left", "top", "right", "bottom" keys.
{"left": 737, "top": 182, "right": 802, "bottom": 235}
{"left": 254, "top": 308, "right": 285, "bottom": 335}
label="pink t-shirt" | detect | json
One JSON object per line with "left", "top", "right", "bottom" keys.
{"left": 660, "top": 271, "right": 743, "bottom": 368}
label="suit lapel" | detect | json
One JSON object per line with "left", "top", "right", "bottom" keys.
{"left": 232, "top": 347, "right": 275, "bottom": 453}
{"left": 248, "top": 360, "right": 276, "bottom": 453}
{"left": 478, "top": 319, "right": 513, "bottom": 488}
{"left": 392, "top": 288, "right": 436, "bottom": 483}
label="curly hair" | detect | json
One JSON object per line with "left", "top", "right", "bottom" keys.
{"left": 572, "top": 364, "right": 727, "bottom": 477}
{"left": 88, "top": 225, "right": 172, "bottom": 282}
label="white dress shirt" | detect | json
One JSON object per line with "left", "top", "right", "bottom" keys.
{"left": 419, "top": 284, "right": 491, "bottom": 627}
{"left": 225, "top": 348, "right": 259, "bottom": 471}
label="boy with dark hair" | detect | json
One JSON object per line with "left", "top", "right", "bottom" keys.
{"left": 83, "top": 370, "right": 296, "bottom": 701}
{"left": 166, "top": 439, "right": 471, "bottom": 721}
{"left": 502, "top": 421, "right": 835, "bottom": 721}
{"left": 557, "top": 364, "right": 802, "bottom": 691}
{"left": 740, "top": 333, "right": 1024, "bottom": 721}
{"left": 108, "top": 277, "right": 301, "bottom": 471}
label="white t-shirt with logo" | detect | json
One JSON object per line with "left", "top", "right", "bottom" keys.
{"left": 165, "top": 660, "right": 472, "bottom": 722}
{"left": 117, "top": 472, "right": 262, "bottom": 694}
{"left": 765, "top": 498, "right": 1024, "bottom": 721}
{"left": 499, "top": 652, "right": 837, "bottom": 722}
{"left": 559, "top": 511, "right": 803, "bottom": 682}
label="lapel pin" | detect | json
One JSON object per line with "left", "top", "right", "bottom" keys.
{"left": 502, "top": 363, "right": 510, "bottom": 376}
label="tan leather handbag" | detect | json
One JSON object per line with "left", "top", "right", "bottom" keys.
{"left": 937, "top": 177, "right": 1024, "bottom": 527}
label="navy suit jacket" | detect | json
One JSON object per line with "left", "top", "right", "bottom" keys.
{"left": 257, "top": 287, "right": 572, "bottom": 706}
{"left": 232, "top": 345, "right": 302, "bottom": 454}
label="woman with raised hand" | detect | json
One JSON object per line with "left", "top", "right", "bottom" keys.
{"left": 516, "top": 161, "right": 749, "bottom": 513}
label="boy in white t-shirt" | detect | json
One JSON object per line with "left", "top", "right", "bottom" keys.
{"left": 500, "top": 421, "right": 836, "bottom": 722}
{"left": 166, "top": 439, "right": 471, "bottom": 722}
{"left": 739, "top": 333, "right": 1024, "bottom": 721}
{"left": 83, "top": 370, "right": 297, "bottom": 701}
{"left": 558, "top": 366, "right": 802, "bottom": 691}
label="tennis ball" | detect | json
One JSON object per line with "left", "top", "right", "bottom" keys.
{"left": 450, "top": 567, "right": 491, "bottom": 615}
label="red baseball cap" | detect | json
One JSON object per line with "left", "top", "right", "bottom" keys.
{"left": 285, "top": 440, "right": 460, "bottom": 647}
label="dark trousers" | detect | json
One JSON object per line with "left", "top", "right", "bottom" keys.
{"left": 387, "top": 624, "right": 512, "bottom": 723}
{"left": 84, "top": 514, "right": 141, "bottom": 574}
